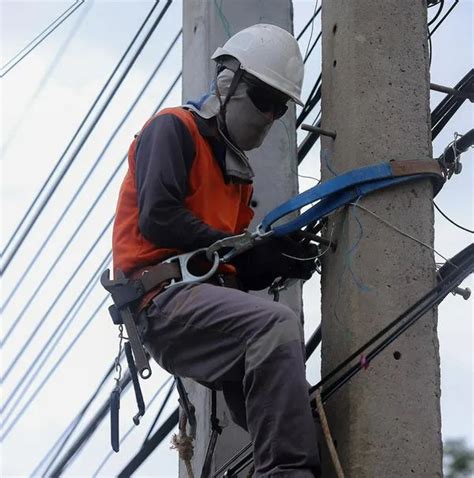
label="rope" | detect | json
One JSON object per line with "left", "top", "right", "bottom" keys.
{"left": 314, "top": 390, "right": 345, "bottom": 478}
{"left": 171, "top": 412, "right": 195, "bottom": 478}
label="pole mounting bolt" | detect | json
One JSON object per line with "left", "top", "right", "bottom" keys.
{"left": 452, "top": 286, "right": 471, "bottom": 300}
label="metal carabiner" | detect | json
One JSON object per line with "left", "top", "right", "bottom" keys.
{"left": 206, "top": 228, "right": 274, "bottom": 263}
{"left": 163, "top": 248, "right": 220, "bottom": 289}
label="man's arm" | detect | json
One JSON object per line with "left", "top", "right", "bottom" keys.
{"left": 135, "top": 113, "right": 228, "bottom": 251}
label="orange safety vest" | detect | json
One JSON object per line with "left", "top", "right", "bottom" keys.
{"left": 112, "top": 107, "right": 254, "bottom": 276}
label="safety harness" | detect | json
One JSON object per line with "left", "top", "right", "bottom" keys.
{"left": 101, "top": 158, "right": 445, "bottom": 467}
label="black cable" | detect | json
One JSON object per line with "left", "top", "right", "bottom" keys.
{"left": 31, "top": 358, "right": 118, "bottom": 477}
{"left": 1, "top": 0, "right": 92, "bottom": 157}
{"left": 429, "top": 0, "right": 458, "bottom": 37}
{"left": 0, "top": 0, "right": 165, "bottom": 270}
{"left": 1, "top": 69, "right": 181, "bottom": 351}
{"left": 434, "top": 202, "right": 474, "bottom": 233}
{"left": 117, "top": 409, "right": 179, "bottom": 478}
{"left": 0, "top": 1, "right": 85, "bottom": 78}
{"left": 431, "top": 69, "right": 473, "bottom": 140}
{"left": 296, "top": 5, "right": 322, "bottom": 41}
{"left": 316, "top": 246, "right": 473, "bottom": 400}
{"left": 2, "top": 29, "right": 182, "bottom": 313}
{"left": 303, "top": 1, "right": 319, "bottom": 61}
{"left": 47, "top": 370, "right": 133, "bottom": 477}
{"left": 2, "top": 70, "right": 182, "bottom": 426}
{"left": 1, "top": 216, "right": 113, "bottom": 383}
{"left": 303, "top": 31, "right": 322, "bottom": 64}
{"left": 428, "top": 0, "right": 444, "bottom": 26}
{"left": 143, "top": 379, "right": 176, "bottom": 443}
{"left": 1, "top": 253, "right": 111, "bottom": 427}
{"left": 214, "top": 246, "right": 474, "bottom": 477}
{"left": 92, "top": 376, "right": 176, "bottom": 477}
{"left": 297, "top": 73, "right": 321, "bottom": 128}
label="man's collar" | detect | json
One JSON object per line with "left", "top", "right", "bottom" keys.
{"left": 192, "top": 113, "right": 217, "bottom": 138}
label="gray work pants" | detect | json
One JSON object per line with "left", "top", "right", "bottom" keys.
{"left": 139, "top": 282, "right": 320, "bottom": 477}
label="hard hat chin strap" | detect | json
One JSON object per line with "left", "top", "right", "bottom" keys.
{"left": 216, "top": 62, "right": 244, "bottom": 118}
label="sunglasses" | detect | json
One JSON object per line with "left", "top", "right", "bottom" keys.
{"left": 243, "top": 75, "right": 289, "bottom": 119}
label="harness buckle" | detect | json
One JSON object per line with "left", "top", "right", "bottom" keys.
{"left": 162, "top": 248, "right": 220, "bottom": 288}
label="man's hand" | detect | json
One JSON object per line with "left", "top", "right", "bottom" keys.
{"left": 232, "top": 236, "right": 318, "bottom": 291}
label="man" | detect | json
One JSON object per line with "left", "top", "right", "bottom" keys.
{"left": 112, "top": 24, "right": 321, "bottom": 477}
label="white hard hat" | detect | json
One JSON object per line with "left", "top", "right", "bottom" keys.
{"left": 211, "top": 24, "right": 304, "bottom": 106}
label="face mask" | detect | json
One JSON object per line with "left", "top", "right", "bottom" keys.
{"left": 223, "top": 82, "right": 274, "bottom": 151}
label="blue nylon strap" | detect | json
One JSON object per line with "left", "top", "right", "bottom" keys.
{"left": 261, "top": 163, "right": 394, "bottom": 232}
{"left": 267, "top": 175, "right": 426, "bottom": 237}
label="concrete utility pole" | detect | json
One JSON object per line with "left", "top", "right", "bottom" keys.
{"left": 182, "top": 1, "right": 300, "bottom": 476}
{"left": 320, "top": 1, "right": 442, "bottom": 477}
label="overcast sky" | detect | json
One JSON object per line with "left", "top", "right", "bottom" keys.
{"left": 1, "top": 1, "right": 472, "bottom": 477}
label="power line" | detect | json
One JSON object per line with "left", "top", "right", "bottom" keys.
{"left": 434, "top": 202, "right": 474, "bottom": 234}
{"left": 303, "top": 0, "right": 319, "bottom": 61}
{"left": 1, "top": 71, "right": 182, "bottom": 423}
{"left": 1, "top": 252, "right": 111, "bottom": 426}
{"left": 0, "top": 0, "right": 166, "bottom": 270}
{"left": 1, "top": 217, "right": 113, "bottom": 383}
{"left": 1, "top": 0, "right": 93, "bottom": 157}
{"left": 429, "top": 0, "right": 459, "bottom": 37}
{"left": 92, "top": 377, "right": 175, "bottom": 477}
{"left": 31, "top": 364, "right": 114, "bottom": 478}
{"left": 117, "top": 409, "right": 179, "bottom": 478}
{"left": 303, "top": 31, "right": 322, "bottom": 63}
{"left": 2, "top": 29, "right": 182, "bottom": 312}
{"left": 1, "top": 71, "right": 182, "bottom": 347}
{"left": 428, "top": 0, "right": 445, "bottom": 27}
{"left": 41, "top": 365, "right": 132, "bottom": 477}
{"left": 1, "top": 293, "right": 111, "bottom": 441}
{"left": 0, "top": 1, "right": 85, "bottom": 78}
{"left": 296, "top": 4, "right": 322, "bottom": 41}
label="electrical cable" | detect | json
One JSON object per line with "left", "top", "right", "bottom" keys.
{"left": 434, "top": 201, "right": 474, "bottom": 233}
{"left": 1, "top": 293, "right": 110, "bottom": 441}
{"left": 117, "top": 409, "right": 179, "bottom": 478}
{"left": 303, "top": 31, "right": 322, "bottom": 64}
{"left": 0, "top": 0, "right": 168, "bottom": 272}
{"left": 91, "top": 377, "right": 175, "bottom": 477}
{"left": 1, "top": 217, "right": 114, "bottom": 383}
{"left": 0, "top": 1, "right": 85, "bottom": 78}
{"left": 0, "top": 72, "right": 182, "bottom": 352}
{"left": 429, "top": 0, "right": 459, "bottom": 37}
{"left": 0, "top": 1, "right": 159, "bottom": 261}
{"left": 213, "top": 246, "right": 473, "bottom": 478}
{"left": 42, "top": 369, "right": 133, "bottom": 477}
{"left": 1, "top": 73, "right": 182, "bottom": 423}
{"left": 213, "top": 0, "right": 232, "bottom": 39}
{"left": 428, "top": 0, "right": 445, "bottom": 26}
{"left": 1, "top": 252, "right": 112, "bottom": 426}
{"left": 32, "top": 416, "right": 81, "bottom": 477}
{"left": 1, "top": 29, "right": 182, "bottom": 313}
{"left": 296, "top": 4, "right": 322, "bottom": 41}
{"left": 431, "top": 69, "right": 473, "bottom": 140}
{"left": 143, "top": 378, "right": 177, "bottom": 443}
{"left": 303, "top": 1, "right": 319, "bottom": 61}
{"left": 2, "top": 69, "right": 181, "bottom": 347}
{"left": 350, "top": 202, "right": 452, "bottom": 263}
{"left": 297, "top": 73, "right": 321, "bottom": 128}
{"left": 1, "top": 0, "right": 93, "bottom": 157}
{"left": 1, "top": 71, "right": 182, "bottom": 430}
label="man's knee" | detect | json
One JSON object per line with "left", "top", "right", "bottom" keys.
{"left": 245, "top": 302, "right": 304, "bottom": 369}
